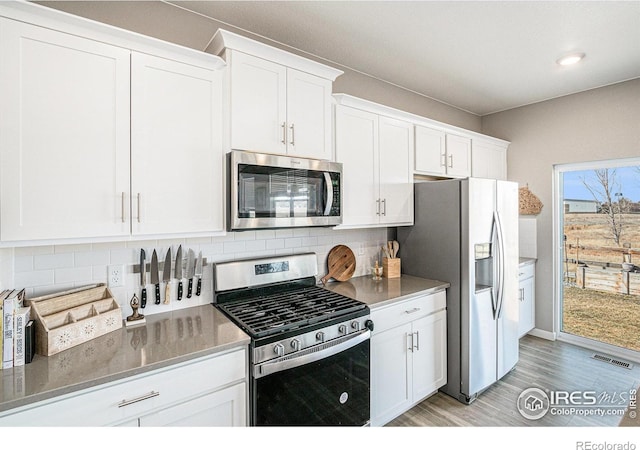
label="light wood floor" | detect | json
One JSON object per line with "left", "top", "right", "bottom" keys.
{"left": 387, "top": 335, "right": 640, "bottom": 427}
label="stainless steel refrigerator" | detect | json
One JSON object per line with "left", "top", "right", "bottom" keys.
{"left": 397, "top": 178, "right": 519, "bottom": 404}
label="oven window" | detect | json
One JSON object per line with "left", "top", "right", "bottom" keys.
{"left": 254, "top": 340, "right": 370, "bottom": 426}
{"left": 238, "top": 164, "right": 338, "bottom": 219}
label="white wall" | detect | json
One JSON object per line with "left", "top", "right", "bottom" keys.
{"left": 4, "top": 228, "right": 387, "bottom": 319}
{"left": 482, "top": 78, "right": 640, "bottom": 336}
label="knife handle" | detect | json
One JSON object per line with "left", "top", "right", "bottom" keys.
{"left": 155, "top": 284, "right": 160, "bottom": 304}
{"left": 141, "top": 287, "right": 147, "bottom": 309}
{"left": 177, "top": 280, "right": 183, "bottom": 301}
{"left": 187, "top": 278, "right": 193, "bottom": 298}
{"left": 196, "top": 277, "right": 202, "bottom": 296}
{"left": 164, "top": 282, "right": 171, "bottom": 304}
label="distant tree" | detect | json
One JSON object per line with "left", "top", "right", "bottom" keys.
{"left": 581, "top": 169, "right": 629, "bottom": 246}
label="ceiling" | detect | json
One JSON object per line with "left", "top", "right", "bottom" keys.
{"left": 166, "top": 1, "right": 640, "bottom": 116}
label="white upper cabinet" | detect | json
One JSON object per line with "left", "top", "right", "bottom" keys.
{"left": 0, "top": 18, "right": 131, "bottom": 242}
{"left": 334, "top": 95, "right": 413, "bottom": 228}
{"left": 227, "top": 51, "right": 287, "bottom": 155}
{"left": 445, "top": 134, "right": 472, "bottom": 178}
{"left": 414, "top": 126, "right": 447, "bottom": 176}
{"left": 0, "top": 3, "right": 226, "bottom": 245}
{"left": 131, "top": 52, "right": 224, "bottom": 235}
{"left": 209, "top": 29, "right": 342, "bottom": 161}
{"left": 471, "top": 139, "right": 508, "bottom": 180}
{"left": 334, "top": 105, "right": 379, "bottom": 227}
{"left": 415, "top": 125, "right": 471, "bottom": 178}
{"left": 378, "top": 116, "right": 413, "bottom": 225}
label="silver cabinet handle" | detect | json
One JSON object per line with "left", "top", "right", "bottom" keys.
{"left": 289, "top": 123, "right": 295, "bottom": 146}
{"left": 440, "top": 153, "right": 447, "bottom": 167}
{"left": 118, "top": 391, "right": 159, "bottom": 408}
{"left": 405, "top": 307, "right": 421, "bottom": 314}
{"left": 449, "top": 154, "right": 454, "bottom": 168}
{"left": 407, "top": 332, "right": 414, "bottom": 352}
{"left": 281, "top": 122, "right": 286, "bottom": 144}
{"left": 414, "top": 331, "right": 419, "bottom": 351}
{"left": 376, "top": 198, "right": 381, "bottom": 216}
{"left": 121, "top": 192, "right": 126, "bottom": 223}
{"left": 137, "top": 193, "right": 142, "bottom": 223}
{"left": 382, "top": 198, "right": 386, "bottom": 216}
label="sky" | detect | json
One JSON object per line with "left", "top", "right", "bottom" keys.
{"left": 563, "top": 166, "right": 640, "bottom": 202}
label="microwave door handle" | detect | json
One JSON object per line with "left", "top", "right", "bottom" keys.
{"left": 323, "top": 172, "right": 333, "bottom": 216}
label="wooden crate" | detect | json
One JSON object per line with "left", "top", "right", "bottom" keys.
{"left": 26, "top": 284, "right": 122, "bottom": 356}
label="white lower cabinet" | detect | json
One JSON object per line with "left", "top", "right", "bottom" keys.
{"left": 0, "top": 348, "right": 247, "bottom": 426}
{"left": 518, "top": 262, "right": 536, "bottom": 337}
{"left": 370, "top": 291, "right": 447, "bottom": 426}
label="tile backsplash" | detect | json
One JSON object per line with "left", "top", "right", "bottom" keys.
{"left": 3, "top": 227, "right": 388, "bottom": 319}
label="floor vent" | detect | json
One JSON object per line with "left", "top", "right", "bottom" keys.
{"left": 591, "top": 353, "right": 634, "bottom": 370}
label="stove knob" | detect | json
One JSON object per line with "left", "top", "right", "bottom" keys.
{"left": 316, "top": 331, "right": 325, "bottom": 342}
{"left": 365, "top": 319, "right": 374, "bottom": 332}
{"left": 338, "top": 324, "right": 348, "bottom": 334}
{"left": 290, "top": 338, "right": 301, "bottom": 351}
{"left": 351, "top": 320, "right": 360, "bottom": 331}
{"left": 273, "top": 343, "right": 285, "bottom": 357}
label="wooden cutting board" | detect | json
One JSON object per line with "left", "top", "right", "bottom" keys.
{"left": 321, "top": 245, "right": 356, "bottom": 284}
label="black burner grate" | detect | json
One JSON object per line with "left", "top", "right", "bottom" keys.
{"left": 217, "top": 285, "right": 366, "bottom": 338}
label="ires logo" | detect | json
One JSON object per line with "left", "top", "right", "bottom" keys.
{"left": 517, "top": 388, "right": 634, "bottom": 420}
{"left": 549, "top": 390, "right": 597, "bottom": 406}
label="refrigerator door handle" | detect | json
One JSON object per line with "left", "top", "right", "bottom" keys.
{"left": 490, "top": 214, "right": 500, "bottom": 319}
{"left": 494, "top": 210, "right": 506, "bottom": 319}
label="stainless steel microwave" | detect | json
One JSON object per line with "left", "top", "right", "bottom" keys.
{"left": 228, "top": 150, "right": 342, "bottom": 230}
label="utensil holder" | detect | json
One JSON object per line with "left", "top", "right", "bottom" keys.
{"left": 383, "top": 257, "right": 401, "bottom": 278}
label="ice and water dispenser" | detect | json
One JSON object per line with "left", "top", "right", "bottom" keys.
{"left": 474, "top": 243, "right": 493, "bottom": 293}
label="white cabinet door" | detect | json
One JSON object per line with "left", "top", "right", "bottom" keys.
{"left": 286, "top": 69, "right": 333, "bottom": 160}
{"left": 519, "top": 271, "right": 535, "bottom": 337}
{"left": 379, "top": 116, "right": 413, "bottom": 225}
{"left": 229, "top": 51, "right": 287, "bottom": 155}
{"left": 472, "top": 140, "right": 507, "bottom": 180}
{"left": 445, "top": 134, "right": 471, "bottom": 178}
{"left": 0, "top": 19, "right": 131, "bottom": 241}
{"left": 334, "top": 105, "right": 379, "bottom": 227}
{"left": 411, "top": 310, "right": 447, "bottom": 400}
{"left": 131, "top": 52, "right": 223, "bottom": 235}
{"left": 371, "top": 322, "right": 412, "bottom": 426}
{"left": 139, "top": 382, "right": 246, "bottom": 427}
{"left": 415, "top": 125, "right": 446, "bottom": 176}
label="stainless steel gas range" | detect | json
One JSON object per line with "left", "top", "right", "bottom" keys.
{"left": 213, "top": 253, "right": 372, "bottom": 426}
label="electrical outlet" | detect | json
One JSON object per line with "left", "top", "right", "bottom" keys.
{"left": 358, "top": 243, "right": 366, "bottom": 256}
{"left": 108, "top": 264, "right": 125, "bottom": 287}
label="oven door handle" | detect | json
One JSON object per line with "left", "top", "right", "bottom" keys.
{"left": 254, "top": 329, "right": 370, "bottom": 379}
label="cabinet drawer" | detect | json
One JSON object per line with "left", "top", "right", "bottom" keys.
{"left": 518, "top": 263, "right": 535, "bottom": 281}
{"left": 0, "top": 348, "right": 247, "bottom": 426}
{"left": 372, "top": 291, "right": 446, "bottom": 334}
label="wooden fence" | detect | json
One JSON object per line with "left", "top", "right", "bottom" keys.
{"left": 575, "top": 266, "right": 640, "bottom": 296}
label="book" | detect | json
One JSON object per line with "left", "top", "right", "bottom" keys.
{"left": 13, "top": 306, "right": 31, "bottom": 367}
{"left": 2, "top": 289, "right": 24, "bottom": 369}
{"left": 0, "top": 290, "right": 8, "bottom": 369}
{"left": 24, "top": 320, "right": 35, "bottom": 364}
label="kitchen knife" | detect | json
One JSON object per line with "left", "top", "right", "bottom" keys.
{"left": 139, "top": 249, "right": 147, "bottom": 309}
{"left": 175, "top": 245, "right": 183, "bottom": 301}
{"left": 195, "top": 251, "right": 203, "bottom": 296}
{"left": 150, "top": 250, "right": 160, "bottom": 304}
{"left": 163, "top": 247, "right": 172, "bottom": 304}
{"left": 186, "top": 249, "right": 195, "bottom": 298}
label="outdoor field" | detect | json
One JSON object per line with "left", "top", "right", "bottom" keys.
{"left": 563, "top": 213, "right": 640, "bottom": 352}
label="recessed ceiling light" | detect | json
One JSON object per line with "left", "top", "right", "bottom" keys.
{"left": 556, "top": 52, "right": 585, "bottom": 66}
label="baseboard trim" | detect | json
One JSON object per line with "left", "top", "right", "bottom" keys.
{"left": 527, "top": 328, "right": 556, "bottom": 341}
